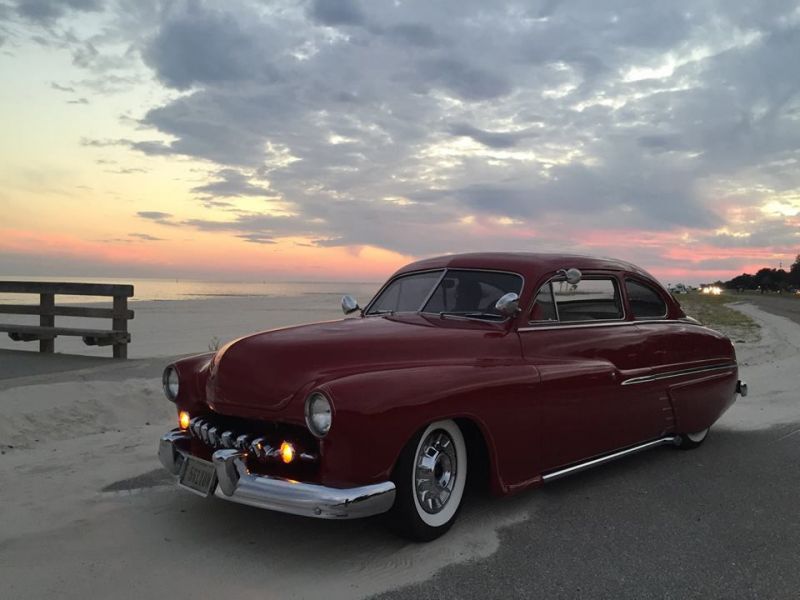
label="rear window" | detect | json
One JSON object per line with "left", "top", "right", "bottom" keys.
{"left": 530, "top": 277, "right": 624, "bottom": 323}
{"left": 625, "top": 279, "right": 667, "bottom": 319}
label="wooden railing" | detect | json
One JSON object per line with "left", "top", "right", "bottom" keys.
{"left": 0, "top": 282, "right": 134, "bottom": 358}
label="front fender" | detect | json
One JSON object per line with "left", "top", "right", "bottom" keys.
{"left": 317, "top": 362, "right": 540, "bottom": 492}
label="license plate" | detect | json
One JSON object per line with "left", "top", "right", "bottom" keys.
{"left": 179, "top": 456, "right": 217, "bottom": 497}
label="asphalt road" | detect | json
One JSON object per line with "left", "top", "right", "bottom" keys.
{"left": 732, "top": 292, "right": 800, "bottom": 326}
{"left": 373, "top": 425, "right": 800, "bottom": 600}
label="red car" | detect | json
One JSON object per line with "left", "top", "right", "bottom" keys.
{"left": 158, "top": 253, "right": 747, "bottom": 541}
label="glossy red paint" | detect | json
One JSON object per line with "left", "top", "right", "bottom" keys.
{"left": 169, "top": 253, "right": 739, "bottom": 495}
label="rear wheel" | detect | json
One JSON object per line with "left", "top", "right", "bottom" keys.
{"left": 675, "top": 427, "right": 710, "bottom": 450}
{"left": 387, "top": 420, "right": 467, "bottom": 542}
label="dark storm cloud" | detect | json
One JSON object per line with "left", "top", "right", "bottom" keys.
{"left": 60, "top": 0, "right": 800, "bottom": 258}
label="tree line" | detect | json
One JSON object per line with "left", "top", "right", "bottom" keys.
{"left": 722, "top": 254, "right": 800, "bottom": 291}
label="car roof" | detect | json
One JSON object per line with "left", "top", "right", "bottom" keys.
{"left": 392, "top": 252, "right": 654, "bottom": 282}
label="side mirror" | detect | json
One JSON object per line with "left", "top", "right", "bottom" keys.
{"left": 495, "top": 292, "right": 520, "bottom": 317}
{"left": 341, "top": 295, "right": 360, "bottom": 315}
{"left": 562, "top": 268, "right": 582, "bottom": 285}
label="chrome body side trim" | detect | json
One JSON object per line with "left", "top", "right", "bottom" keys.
{"left": 158, "top": 430, "right": 396, "bottom": 519}
{"left": 621, "top": 363, "right": 737, "bottom": 386}
{"left": 518, "top": 318, "right": 707, "bottom": 332}
{"left": 542, "top": 436, "right": 677, "bottom": 482}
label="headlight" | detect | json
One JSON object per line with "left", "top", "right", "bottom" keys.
{"left": 163, "top": 366, "right": 179, "bottom": 401}
{"left": 305, "top": 391, "right": 332, "bottom": 437}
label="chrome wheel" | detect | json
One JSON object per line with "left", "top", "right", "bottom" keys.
{"left": 414, "top": 429, "right": 457, "bottom": 514}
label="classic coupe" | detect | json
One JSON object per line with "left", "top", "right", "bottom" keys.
{"left": 158, "top": 253, "right": 747, "bottom": 540}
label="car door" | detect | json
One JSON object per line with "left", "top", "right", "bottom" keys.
{"left": 518, "top": 272, "right": 672, "bottom": 472}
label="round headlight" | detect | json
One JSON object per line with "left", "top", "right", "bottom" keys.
{"left": 305, "top": 391, "right": 332, "bottom": 437}
{"left": 163, "top": 366, "right": 179, "bottom": 401}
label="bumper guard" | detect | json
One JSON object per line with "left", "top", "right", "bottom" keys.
{"left": 158, "top": 430, "right": 396, "bottom": 519}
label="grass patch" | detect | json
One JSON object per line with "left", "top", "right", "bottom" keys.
{"left": 674, "top": 292, "right": 760, "bottom": 343}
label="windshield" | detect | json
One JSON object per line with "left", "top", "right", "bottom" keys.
{"left": 366, "top": 270, "right": 444, "bottom": 314}
{"left": 366, "top": 269, "right": 523, "bottom": 319}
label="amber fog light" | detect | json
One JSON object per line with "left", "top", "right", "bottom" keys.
{"left": 280, "top": 441, "right": 295, "bottom": 464}
{"left": 163, "top": 366, "right": 179, "bottom": 401}
{"left": 178, "top": 411, "right": 190, "bottom": 430}
{"left": 305, "top": 391, "right": 332, "bottom": 438}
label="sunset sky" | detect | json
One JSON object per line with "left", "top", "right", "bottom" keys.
{"left": 1, "top": 0, "right": 799, "bottom": 283}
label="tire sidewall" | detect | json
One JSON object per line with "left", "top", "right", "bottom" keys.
{"left": 411, "top": 420, "right": 468, "bottom": 528}
{"left": 389, "top": 419, "right": 468, "bottom": 541}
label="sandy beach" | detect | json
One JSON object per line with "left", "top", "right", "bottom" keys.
{"left": 1, "top": 300, "right": 799, "bottom": 599}
{"left": 0, "top": 293, "right": 358, "bottom": 358}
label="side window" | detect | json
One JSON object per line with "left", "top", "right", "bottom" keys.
{"left": 625, "top": 279, "right": 667, "bottom": 319}
{"left": 529, "top": 283, "right": 557, "bottom": 322}
{"left": 552, "top": 278, "right": 623, "bottom": 321}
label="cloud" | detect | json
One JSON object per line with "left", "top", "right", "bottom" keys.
{"left": 128, "top": 232, "right": 164, "bottom": 241}
{"left": 137, "top": 211, "right": 175, "bottom": 225}
{"left": 143, "top": 3, "right": 268, "bottom": 90}
{"left": 20, "top": 0, "right": 800, "bottom": 276}
{"left": 50, "top": 82, "right": 75, "bottom": 92}
{"left": 308, "top": 0, "right": 365, "bottom": 27}
{"left": 192, "top": 169, "right": 273, "bottom": 198}
{"left": 15, "top": 0, "right": 102, "bottom": 24}
{"left": 448, "top": 123, "right": 536, "bottom": 149}
{"left": 417, "top": 58, "right": 513, "bottom": 101}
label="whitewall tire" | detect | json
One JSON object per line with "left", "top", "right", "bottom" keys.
{"left": 676, "top": 427, "right": 710, "bottom": 450}
{"left": 388, "top": 419, "right": 468, "bottom": 541}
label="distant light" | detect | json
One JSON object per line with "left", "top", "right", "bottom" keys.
{"left": 280, "top": 441, "right": 295, "bottom": 464}
{"left": 179, "top": 411, "right": 190, "bottom": 430}
{"left": 701, "top": 286, "right": 722, "bottom": 296}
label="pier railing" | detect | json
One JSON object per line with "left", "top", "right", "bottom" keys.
{"left": 0, "top": 282, "right": 134, "bottom": 358}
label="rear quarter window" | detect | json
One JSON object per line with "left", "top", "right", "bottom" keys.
{"left": 625, "top": 279, "right": 668, "bottom": 319}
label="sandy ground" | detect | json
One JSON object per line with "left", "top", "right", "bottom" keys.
{"left": 1, "top": 303, "right": 798, "bottom": 599}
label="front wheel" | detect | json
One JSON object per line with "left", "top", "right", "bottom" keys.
{"left": 387, "top": 420, "right": 468, "bottom": 542}
{"left": 674, "top": 427, "right": 710, "bottom": 450}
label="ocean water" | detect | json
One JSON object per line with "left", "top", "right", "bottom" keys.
{"left": 0, "top": 276, "right": 382, "bottom": 305}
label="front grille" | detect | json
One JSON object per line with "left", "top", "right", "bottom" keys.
{"left": 188, "top": 415, "right": 318, "bottom": 464}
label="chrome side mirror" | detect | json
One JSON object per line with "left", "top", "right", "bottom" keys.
{"left": 561, "top": 268, "right": 582, "bottom": 285}
{"left": 495, "top": 292, "right": 520, "bottom": 317}
{"left": 341, "top": 295, "right": 360, "bottom": 315}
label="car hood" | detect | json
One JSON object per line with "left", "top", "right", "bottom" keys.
{"left": 206, "top": 314, "right": 509, "bottom": 415}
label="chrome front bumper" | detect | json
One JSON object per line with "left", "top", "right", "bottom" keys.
{"left": 158, "top": 430, "right": 396, "bottom": 519}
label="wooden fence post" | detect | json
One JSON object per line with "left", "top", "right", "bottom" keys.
{"left": 40, "top": 293, "right": 55, "bottom": 353}
{"left": 113, "top": 295, "right": 128, "bottom": 359}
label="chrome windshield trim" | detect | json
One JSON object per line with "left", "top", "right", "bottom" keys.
{"left": 621, "top": 363, "right": 737, "bottom": 386}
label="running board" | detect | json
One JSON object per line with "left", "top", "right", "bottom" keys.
{"left": 542, "top": 436, "right": 678, "bottom": 483}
